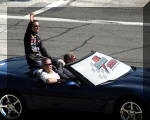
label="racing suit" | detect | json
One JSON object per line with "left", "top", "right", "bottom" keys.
{"left": 24, "top": 21, "right": 51, "bottom": 68}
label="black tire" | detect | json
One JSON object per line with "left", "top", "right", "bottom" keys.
{"left": 116, "top": 98, "right": 144, "bottom": 120}
{"left": 0, "top": 91, "right": 25, "bottom": 120}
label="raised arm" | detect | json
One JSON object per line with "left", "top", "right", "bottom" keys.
{"left": 30, "top": 13, "right": 34, "bottom": 22}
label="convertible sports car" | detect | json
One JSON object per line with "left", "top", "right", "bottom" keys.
{"left": 0, "top": 51, "right": 150, "bottom": 120}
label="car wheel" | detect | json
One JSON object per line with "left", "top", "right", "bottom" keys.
{"left": 117, "top": 99, "right": 144, "bottom": 120}
{"left": 0, "top": 92, "right": 25, "bottom": 120}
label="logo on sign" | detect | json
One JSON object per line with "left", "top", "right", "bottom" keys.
{"left": 92, "top": 56, "right": 118, "bottom": 73}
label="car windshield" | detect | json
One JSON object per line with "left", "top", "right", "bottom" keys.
{"left": 70, "top": 52, "right": 132, "bottom": 86}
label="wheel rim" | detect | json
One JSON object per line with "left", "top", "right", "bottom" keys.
{"left": 120, "top": 101, "right": 143, "bottom": 120}
{"left": 0, "top": 94, "right": 22, "bottom": 120}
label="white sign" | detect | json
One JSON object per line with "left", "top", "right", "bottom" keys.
{"left": 71, "top": 52, "right": 131, "bottom": 86}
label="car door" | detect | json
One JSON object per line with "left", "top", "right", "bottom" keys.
{"left": 59, "top": 83, "right": 109, "bottom": 112}
{"left": 31, "top": 79, "right": 108, "bottom": 112}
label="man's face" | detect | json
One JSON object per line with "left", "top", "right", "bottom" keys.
{"left": 71, "top": 55, "right": 76, "bottom": 62}
{"left": 32, "top": 22, "right": 40, "bottom": 33}
{"left": 68, "top": 55, "right": 76, "bottom": 63}
{"left": 66, "top": 55, "right": 76, "bottom": 64}
{"left": 43, "top": 59, "right": 52, "bottom": 73}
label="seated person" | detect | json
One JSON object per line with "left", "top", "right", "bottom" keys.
{"left": 63, "top": 53, "right": 81, "bottom": 85}
{"left": 38, "top": 58, "right": 63, "bottom": 84}
{"left": 64, "top": 52, "right": 76, "bottom": 64}
{"left": 35, "top": 53, "right": 76, "bottom": 83}
{"left": 24, "top": 13, "right": 65, "bottom": 70}
{"left": 62, "top": 52, "right": 77, "bottom": 78}
{"left": 35, "top": 56, "right": 80, "bottom": 85}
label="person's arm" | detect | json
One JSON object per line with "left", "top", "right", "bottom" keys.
{"left": 39, "top": 41, "right": 50, "bottom": 58}
{"left": 24, "top": 25, "right": 32, "bottom": 55}
{"left": 46, "top": 78, "right": 66, "bottom": 84}
{"left": 39, "top": 71, "right": 61, "bottom": 84}
{"left": 46, "top": 78, "right": 58, "bottom": 84}
{"left": 24, "top": 13, "right": 34, "bottom": 36}
{"left": 30, "top": 13, "right": 34, "bottom": 22}
{"left": 24, "top": 13, "right": 34, "bottom": 52}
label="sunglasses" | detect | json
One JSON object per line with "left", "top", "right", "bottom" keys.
{"left": 44, "top": 63, "right": 52, "bottom": 66}
{"left": 33, "top": 25, "right": 40, "bottom": 27}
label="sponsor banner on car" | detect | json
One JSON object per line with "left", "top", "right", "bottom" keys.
{"left": 71, "top": 52, "right": 131, "bottom": 85}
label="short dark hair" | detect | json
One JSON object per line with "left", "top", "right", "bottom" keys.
{"left": 64, "top": 53, "right": 74, "bottom": 63}
{"left": 42, "top": 57, "right": 51, "bottom": 66}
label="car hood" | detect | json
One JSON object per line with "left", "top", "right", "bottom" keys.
{"left": 131, "top": 67, "right": 149, "bottom": 79}
{"left": 143, "top": 68, "right": 150, "bottom": 79}
{"left": 128, "top": 68, "right": 143, "bottom": 79}
{"left": 0, "top": 57, "right": 28, "bottom": 73}
{"left": 117, "top": 67, "right": 150, "bottom": 84}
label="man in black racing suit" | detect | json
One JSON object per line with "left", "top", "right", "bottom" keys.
{"left": 24, "top": 13, "right": 69, "bottom": 79}
{"left": 24, "top": 13, "right": 63, "bottom": 67}
{"left": 24, "top": 20, "right": 50, "bottom": 68}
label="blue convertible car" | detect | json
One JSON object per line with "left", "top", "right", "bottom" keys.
{"left": 0, "top": 51, "right": 150, "bottom": 120}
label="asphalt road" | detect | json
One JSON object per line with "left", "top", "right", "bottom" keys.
{"left": 7, "top": 7, "right": 143, "bottom": 67}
